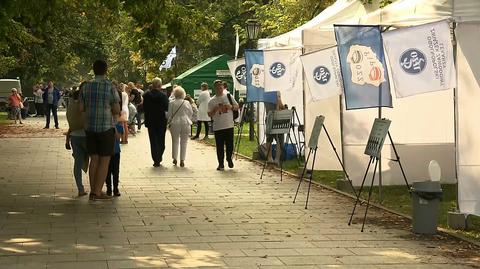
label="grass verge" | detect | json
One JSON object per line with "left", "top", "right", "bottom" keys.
{"left": 0, "top": 112, "right": 8, "bottom": 125}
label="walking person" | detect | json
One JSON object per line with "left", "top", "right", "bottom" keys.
{"left": 79, "top": 59, "right": 121, "bottom": 200}
{"left": 120, "top": 83, "right": 129, "bottom": 144}
{"left": 65, "top": 86, "right": 88, "bottom": 197}
{"left": 265, "top": 91, "right": 284, "bottom": 165}
{"left": 192, "top": 82, "right": 211, "bottom": 140}
{"left": 185, "top": 95, "right": 197, "bottom": 137}
{"left": 168, "top": 87, "right": 193, "bottom": 167}
{"left": 143, "top": 77, "right": 169, "bottom": 167}
{"left": 208, "top": 80, "right": 239, "bottom": 171}
{"left": 33, "top": 84, "right": 44, "bottom": 117}
{"left": 105, "top": 118, "right": 123, "bottom": 196}
{"left": 128, "top": 82, "right": 143, "bottom": 133}
{"left": 42, "top": 81, "right": 61, "bottom": 129}
{"left": 8, "top": 88, "right": 23, "bottom": 124}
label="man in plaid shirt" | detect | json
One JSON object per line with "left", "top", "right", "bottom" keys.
{"left": 80, "top": 60, "right": 121, "bottom": 200}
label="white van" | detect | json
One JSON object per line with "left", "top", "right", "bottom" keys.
{"left": 0, "top": 79, "right": 22, "bottom": 111}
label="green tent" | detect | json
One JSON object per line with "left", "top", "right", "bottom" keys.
{"left": 172, "top": 54, "right": 234, "bottom": 99}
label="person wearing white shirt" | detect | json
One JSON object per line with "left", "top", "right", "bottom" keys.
{"left": 120, "top": 84, "right": 129, "bottom": 144}
{"left": 192, "top": 82, "right": 211, "bottom": 140}
{"left": 168, "top": 86, "right": 193, "bottom": 167}
{"left": 208, "top": 80, "right": 239, "bottom": 171}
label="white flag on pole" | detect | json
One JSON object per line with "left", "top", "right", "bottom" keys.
{"left": 382, "top": 20, "right": 456, "bottom": 98}
{"left": 263, "top": 49, "right": 302, "bottom": 92}
{"left": 159, "top": 46, "right": 177, "bottom": 71}
{"left": 227, "top": 58, "right": 247, "bottom": 96}
{"left": 235, "top": 30, "right": 240, "bottom": 60}
{"left": 300, "top": 46, "right": 343, "bottom": 101}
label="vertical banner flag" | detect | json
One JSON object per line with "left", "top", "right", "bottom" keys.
{"left": 228, "top": 58, "right": 247, "bottom": 97}
{"left": 300, "top": 46, "right": 343, "bottom": 101}
{"left": 235, "top": 30, "right": 240, "bottom": 60}
{"left": 245, "top": 49, "right": 265, "bottom": 102}
{"left": 382, "top": 20, "right": 456, "bottom": 98}
{"left": 334, "top": 25, "right": 392, "bottom": 110}
{"left": 264, "top": 49, "right": 302, "bottom": 92}
{"left": 159, "top": 46, "right": 177, "bottom": 71}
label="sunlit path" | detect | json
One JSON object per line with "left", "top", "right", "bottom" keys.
{"left": 0, "top": 115, "right": 477, "bottom": 268}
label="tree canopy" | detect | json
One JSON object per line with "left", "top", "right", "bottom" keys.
{"left": 0, "top": 0, "right": 390, "bottom": 90}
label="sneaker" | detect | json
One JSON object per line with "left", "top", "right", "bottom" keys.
{"left": 227, "top": 159, "right": 234, "bottom": 168}
{"left": 216, "top": 165, "right": 225, "bottom": 171}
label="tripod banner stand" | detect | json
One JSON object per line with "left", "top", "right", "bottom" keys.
{"left": 293, "top": 115, "right": 357, "bottom": 209}
{"left": 260, "top": 109, "right": 299, "bottom": 181}
{"left": 348, "top": 118, "right": 411, "bottom": 232}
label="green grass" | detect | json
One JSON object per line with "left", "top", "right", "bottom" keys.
{"left": 196, "top": 123, "right": 480, "bottom": 243}
{"left": 0, "top": 112, "right": 8, "bottom": 124}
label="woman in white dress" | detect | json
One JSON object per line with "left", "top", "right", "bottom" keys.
{"left": 192, "top": 82, "right": 211, "bottom": 139}
{"left": 120, "top": 83, "right": 130, "bottom": 144}
{"left": 168, "top": 86, "right": 193, "bottom": 167}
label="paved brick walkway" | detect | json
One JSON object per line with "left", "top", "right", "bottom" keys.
{"left": 0, "top": 114, "right": 478, "bottom": 268}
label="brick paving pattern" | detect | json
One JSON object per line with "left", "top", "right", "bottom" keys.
{"left": 0, "top": 114, "right": 478, "bottom": 268}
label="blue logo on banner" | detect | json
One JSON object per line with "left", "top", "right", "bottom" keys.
{"left": 313, "top": 66, "right": 331, "bottom": 85}
{"left": 269, "top": 62, "right": 286, "bottom": 78}
{"left": 400, "top": 49, "right": 426, "bottom": 74}
{"left": 235, "top": 64, "right": 247, "bottom": 85}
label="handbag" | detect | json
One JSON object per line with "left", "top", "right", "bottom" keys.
{"left": 167, "top": 100, "right": 185, "bottom": 128}
{"left": 227, "top": 93, "right": 239, "bottom": 121}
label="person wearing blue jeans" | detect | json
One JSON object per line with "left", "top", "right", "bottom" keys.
{"left": 70, "top": 135, "right": 87, "bottom": 195}
{"left": 66, "top": 87, "right": 88, "bottom": 196}
{"left": 42, "top": 81, "right": 61, "bottom": 129}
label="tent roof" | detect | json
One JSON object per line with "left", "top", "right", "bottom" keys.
{"left": 360, "top": 0, "right": 480, "bottom": 26}
{"left": 174, "top": 54, "right": 229, "bottom": 80}
{"left": 258, "top": 0, "right": 369, "bottom": 49}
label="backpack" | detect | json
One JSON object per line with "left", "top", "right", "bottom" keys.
{"left": 227, "top": 93, "right": 239, "bottom": 121}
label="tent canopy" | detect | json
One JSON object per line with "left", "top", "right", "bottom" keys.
{"left": 360, "top": 0, "right": 480, "bottom": 26}
{"left": 172, "top": 54, "right": 233, "bottom": 97}
{"left": 258, "top": 0, "right": 368, "bottom": 49}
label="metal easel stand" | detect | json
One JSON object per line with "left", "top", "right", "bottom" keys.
{"left": 292, "top": 124, "right": 357, "bottom": 209}
{"left": 260, "top": 110, "right": 301, "bottom": 181}
{"left": 348, "top": 131, "right": 411, "bottom": 232}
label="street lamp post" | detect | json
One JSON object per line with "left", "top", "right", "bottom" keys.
{"left": 245, "top": 19, "right": 261, "bottom": 142}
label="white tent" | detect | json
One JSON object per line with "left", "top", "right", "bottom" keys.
{"left": 359, "top": 0, "right": 480, "bottom": 216}
{"left": 257, "top": 0, "right": 373, "bottom": 169}
{"left": 258, "top": 0, "right": 368, "bottom": 49}
{"left": 304, "top": 0, "right": 480, "bottom": 215}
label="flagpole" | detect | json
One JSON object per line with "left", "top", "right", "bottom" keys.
{"left": 452, "top": 21, "right": 459, "bottom": 211}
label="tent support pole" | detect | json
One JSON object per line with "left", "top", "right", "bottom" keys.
{"left": 452, "top": 21, "right": 460, "bottom": 211}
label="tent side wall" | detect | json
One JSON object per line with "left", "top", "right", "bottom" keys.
{"left": 456, "top": 22, "right": 480, "bottom": 215}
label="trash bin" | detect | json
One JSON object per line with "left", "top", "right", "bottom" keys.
{"left": 411, "top": 181, "right": 443, "bottom": 234}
